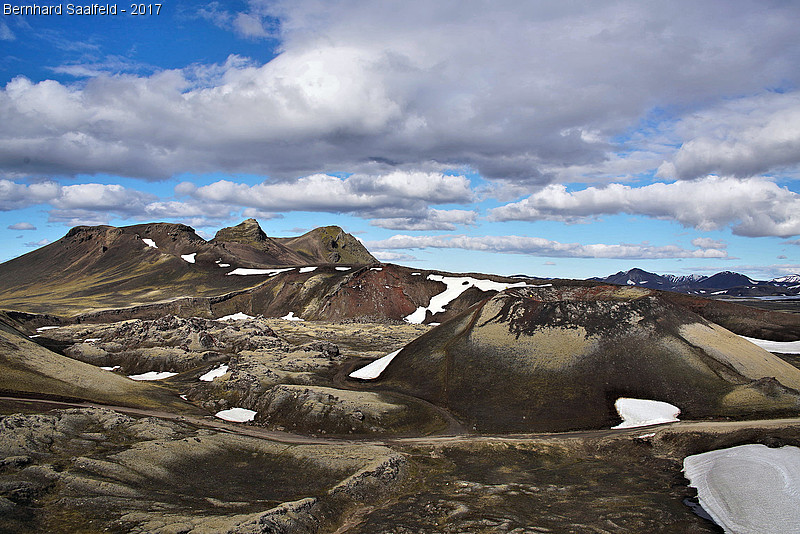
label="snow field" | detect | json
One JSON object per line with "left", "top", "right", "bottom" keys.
{"left": 349, "top": 349, "right": 402, "bottom": 380}
{"left": 217, "top": 312, "right": 254, "bottom": 321}
{"left": 226, "top": 267, "right": 294, "bottom": 276}
{"left": 683, "top": 444, "right": 800, "bottom": 533}
{"left": 142, "top": 238, "right": 157, "bottom": 248}
{"left": 215, "top": 408, "right": 257, "bottom": 422}
{"left": 404, "top": 274, "right": 529, "bottom": 324}
{"left": 612, "top": 398, "right": 680, "bottom": 429}
{"left": 199, "top": 364, "right": 229, "bottom": 382}
{"left": 127, "top": 371, "right": 178, "bottom": 381}
{"left": 280, "top": 312, "right": 304, "bottom": 321}
{"left": 741, "top": 336, "right": 800, "bottom": 354}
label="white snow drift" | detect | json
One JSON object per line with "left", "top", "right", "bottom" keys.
{"left": 226, "top": 267, "right": 294, "bottom": 276}
{"left": 612, "top": 398, "right": 681, "bottom": 429}
{"left": 404, "top": 274, "right": 529, "bottom": 323}
{"left": 181, "top": 252, "right": 196, "bottom": 263}
{"left": 127, "top": 371, "right": 178, "bottom": 381}
{"left": 215, "top": 408, "right": 257, "bottom": 422}
{"left": 349, "top": 349, "right": 401, "bottom": 380}
{"left": 142, "top": 238, "right": 157, "bottom": 248}
{"left": 280, "top": 312, "right": 304, "bottom": 321}
{"left": 741, "top": 335, "right": 800, "bottom": 354}
{"left": 683, "top": 444, "right": 800, "bottom": 533}
{"left": 217, "top": 312, "right": 254, "bottom": 321}
{"left": 199, "top": 364, "right": 229, "bottom": 382}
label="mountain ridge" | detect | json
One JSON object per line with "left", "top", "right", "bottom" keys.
{"left": 594, "top": 267, "right": 800, "bottom": 297}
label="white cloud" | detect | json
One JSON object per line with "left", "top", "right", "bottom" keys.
{"left": 2, "top": 2, "right": 800, "bottom": 182}
{"left": 184, "top": 172, "right": 474, "bottom": 223}
{"left": 691, "top": 237, "right": 727, "bottom": 250}
{"left": 372, "top": 251, "right": 418, "bottom": 262}
{"left": 7, "top": 222, "right": 35, "bottom": 230}
{"left": 370, "top": 209, "right": 476, "bottom": 231}
{"left": 0, "top": 20, "right": 14, "bottom": 41}
{"left": 657, "top": 91, "right": 800, "bottom": 180}
{"left": 490, "top": 176, "right": 800, "bottom": 238}
{"left": 24, "top": 238, "right": 49, "bottom": 248}
{"left": 367, "top": 234, "right": 728, "bottom": 260}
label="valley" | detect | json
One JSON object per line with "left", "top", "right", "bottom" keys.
{"left": 1, "top": 220, "right": 799, "bottom": 533}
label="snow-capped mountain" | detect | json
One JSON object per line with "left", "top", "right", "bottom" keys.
{"left": 594, "top": 269, "right": 800, "bottom": 297}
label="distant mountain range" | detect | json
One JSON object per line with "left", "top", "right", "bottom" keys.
{"left": 593, "top": 268, "right": 800, "bottom": 297}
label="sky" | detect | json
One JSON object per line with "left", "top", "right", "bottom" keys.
{"left": 1, "top": 0, "right": 800, "bottom": 280}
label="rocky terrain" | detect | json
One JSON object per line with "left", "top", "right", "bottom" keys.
{"left": 1, "top": 220, "right": 800, "bottom": 532}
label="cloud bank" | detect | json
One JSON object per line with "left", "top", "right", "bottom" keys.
{"left": 2, "top": 1, "right": 800, "bottom": 184}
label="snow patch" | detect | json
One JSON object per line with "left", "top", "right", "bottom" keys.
{"left": 626, "top": 280, "right": 636, "bottom": 285}
{"left": 36, "top": 326, "right": 59, "bottom": 332}
{"left": 100, "top": 365, "right": 120, "bottom": 371}
{"left": 683, "top": 444, "right": 800, "bottom": 534}
{"left": 128, "top": 371, "right": 178, "bottom": 381}
{"left": 299, "top": 266, "right": 318, "bottom": 273}
{"left": 349, "top": 349, "right": 401, "bottom": 380}
{"left": 226, "top": 267, "right": 294, "bottom": 276}
{"left": 142, "top": 238, "right": 157, "bottom": 248}
{"left": 612, "top": 398, "right": 680, "bottom": 429}
{"left": 215, "top": 408, "right": 257, "bottom": 422}
{"left": 371, "top": 267, "right": 383, "bottom": 271}
{"left": 217, "top": 312, "right": 254, "bottom": 321}
{"left": 335, "top": 266, "right": 351, "bottom": 271}
{"left": 741, "top": 336, "right": 800, "bottom": 354}
{"left": 83, "top": 338, "right": 101, "bottom": 343}
{"left": 199, "top": 364, "right": 228, "bottom": 382}
{"left": 280, "top": 312, "right": 304, "bottom": 321}
{"left": 405, "top": 275, "right": 529, "bottom": 324}
{"left": 181, "top": 252, "right": 197, "bottom": 263}
{"left": 411, "top": 272, "right": 421, "bottom": 276}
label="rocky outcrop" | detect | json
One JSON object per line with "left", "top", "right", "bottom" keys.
{"left": 0, "top": 408, "right": 406, "bottom": 534}
{"left": 46, "top": 315, "right": 285, "bottom": 374}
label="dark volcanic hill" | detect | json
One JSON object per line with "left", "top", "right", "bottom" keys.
{"left": 210, "top": 219, "right": 376, "bottom": 265}
{"left": 0, "top": 220, "right": 376, "bottom": 315}
{"left": 363, "top": 285, "right": 800, "bottom": 433}
{"left": 275, "top": 225, "right": 377, "bottom": 264}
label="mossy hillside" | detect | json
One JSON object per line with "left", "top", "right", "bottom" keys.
{"left": 374, "top": 285, "right": 800, "bottom": 433}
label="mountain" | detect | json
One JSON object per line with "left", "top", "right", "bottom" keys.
{"left": 210, "top": 218, "right": 311, "bottom": 265}
{"left": 275, "top": 225, "right": 377, "bottom": 264}
{"left": 0, "top": 220, "right": 377, "bottom": 315}
{"left": 358, "top": 285, "right": 800, "bottom": 432}
{"left": 595, "top": 268, "right": 799, "bottom": 297}
{"left": 773, "top": 274, "right": 800, "bottom": 285}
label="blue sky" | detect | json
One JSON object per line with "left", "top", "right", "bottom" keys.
{"left": 1, "top": 0, "right": 799, "bottom": 279}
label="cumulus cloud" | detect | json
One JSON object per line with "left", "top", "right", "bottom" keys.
{"left": 369, "top": 209, "right": 477, "bottom": 231}
{"left": 367, "top": 234, "right": 728, "bottom": 260}
{"left": 182, "top": 172, "right": 475, "bottom": 226}
{"left": 2, "top": 2, "right": 800, "bottom": 182}
{"left": 24, "top": 238, "right": 49, "bottom": 248}
{"left": 658, "top": 92, "right": 800, "bottom": 180}
{"left": 7, "top": 222, "right": 35, "bottom": 230}
{"left": 490, "top": 176, "right": 800, "bottom": 238}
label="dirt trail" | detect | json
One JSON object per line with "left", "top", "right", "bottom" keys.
{"left": 4, "top": 394, "right": 800, "bottom": 448}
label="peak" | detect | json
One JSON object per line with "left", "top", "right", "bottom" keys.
{"left": 212, "top": 219, "right": 268, "bottom": 244}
